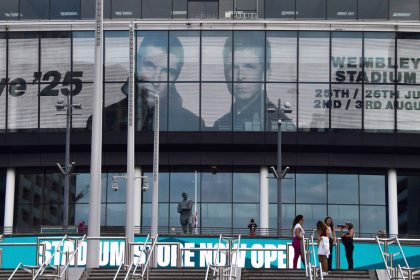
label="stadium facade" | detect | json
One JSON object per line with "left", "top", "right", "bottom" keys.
{"left": 0, "top": 0, "right": 420, "bottom": 237}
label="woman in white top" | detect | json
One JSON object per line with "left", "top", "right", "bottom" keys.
{"left": 291, "top": 214, "right": 305, "bottom": 269}
{"left": 324, "top": 216, "right": 336, "bottom": 272}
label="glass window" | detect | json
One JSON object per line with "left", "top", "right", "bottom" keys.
{"left": 296, "top": 204, "right": 327, "bottom": 230}
{"left": 202, "top": 83, "right": 232, "bottom": 131}
{"left": 8, "top": 84, "right": 38, "bottom": 131}
{"left": 81, "top": 0, "right": 111, "bottom": 19}
{"left": 397, "top": 175, "right": 420, "bottom": 235}
{"left": 267, "top": 32, "right": 297, "bottom": 82}
{"left": 106, "top": 204, "right": 126, "bottom": 226}
{"left": 233, "top": 173, "right": 259, "bottom": 203}
{"left": 265, "top": 0, "right": 295, "bottom": 19}
{"left": 173, "top": 0, "right": 187, "bottom": 18}
{"left": 360, "top": 206, "right": 386, "bottom": 235}
{"left": 397, "top": 85, "right": 420, "bottom": 132}
{"left": 299, "top": 32, "right": 330, "bottom": 82}
{"left": 397, "top": 34, "right": 420, "bottom": 85}
{"left": 390, "top": 0, "right": 418, "bottom": 20}
{"left": 331, "top": 32, "right": 362, "bottom": 84}
{"left": 50, "top": 0, "right": 80, "bottom": 19}
{"left": 106, "top": 173, "right": 127, "bottom": 203}
{"left": 280, "top": 204, "right": 296, "bottom": 230}
{"left": 169, "top": 172, "right": 200, "bottom": 203}
{"left": 298, "top": 84, "right": 330, "bottom": 131}
{"left": 201, "top": 203, "right": 232, "bottom": 228}
{"left": 73, "top": 32, "right": 95, "bottom": 83}
{"left": 269, "top": 172, "right": 295, "bottom": 203}
{"left": 20, "top": 0, "right": 49, "bottom": 19}
{"left": 296, "top": 172, "right": 327, "bottom": 203}
{"left": 235, "top": 0, "right": 263, "bottom": 18}
{"left": 40, "top": 31, "right": 71, "bottom": 81}
{"left": 233, "top": 204, "right": 259, "bottom": 228}
{"left": 364, "top": 84, "right": 394, "bottom": 132}
{"left": 0, "top": 33, "right": 5, "bottom": 79}
{"left": 364, "top": 33, "right": 395, "bottom": 84}
{"left": 327, "top": 0, "right": 356, "bottom": 19}
{"left": 169, "top": 83, "right": 201, "bottom": 131}
{"left": 188, "top": 0, "right": 218, "bottom": 19}
{"left": 73, "top": 203, "right": 105, "bottom": 226}
{"left": 331, "top": 84, "right": 362, "bottom": 130}
{"left": 137, "top": 31, "right": 168, "bottom": 82}
{"left": 111, "top": 0, "right": 140, "bottom": 18}
{"left": 170, "top": 31, "right": 200, "bottom": 82}
{"left": 296, "top": 0, "right": 326, "bottom": 19}
{"left": 219, "top": 0, "right": 234, "bottom": 19}
{"left": 328, "top": 174, "right": 358, "bottom": 204}
{"left": 202, "top": 31, "right": 232, "bottom": 82}
{"left": 72, "top": 83, "right": 93, "bottom": 129}
{"left": 102, "top": 82, "right": 127, "bottom": 132}
{"left": 43, "top": 173, "right": 64, "bottom": 204}
{"left": 358, "top": 0, "right": 388, "bottom": 20}
{"left": 359, "top": 174, "right": 386, "bottom": 205}
{"left": 142, "top": 0, "right": 172, "bottom": 18}
{"left": 143, "top": 172, "right": 170, "bottom": 203}
{"left": 0, "top": 34, "right": 5, "bottom": 131}
{"left": 202, "top": 172, "right": 232, "bottom": 202}
{"left": 72, "top": 173, "right": 91, "bottom": 204}
{"left": 266, "top": 83, "right": 297, "bottom": 132}
{"left": 105, "top": 32, "right": 129, "bottom": 82}
{"left": 137, "top": 82, "right": 168, "bottom": 131}
{"left": 141, "top": 203, "right": 169, "bottom": 227}
{"left": 8, "top": 32, "right": 39, "bottom": 84}
{"left": 232, "top": 83, "right": 264, "bottom": 131}
{"left": 16, "top": 172, "right": 44, "bottom": 206}
{"left": 0, "top": 0, "right": 19, "bottom": 20}
{"left": 328, "top": 205, "right": 359, "bottom": 230}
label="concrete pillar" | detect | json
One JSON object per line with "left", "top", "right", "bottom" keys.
{"left": 260, "top": 167, "right": 269, "bottom": 235}
{"left": 4, "top": 168, "right": 16, "bottom": 235}
{"left": 134, "top": 167, "right": 142, "bottom": 234}
{"left": 388, "top": 169, "right": 398, "bottom": 236}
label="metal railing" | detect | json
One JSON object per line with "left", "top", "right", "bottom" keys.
{"left": 205, "top": 234, "right": 242, "bottom": 280}
{"left": 376, "top": 235, "right": 420, "bottom": 280}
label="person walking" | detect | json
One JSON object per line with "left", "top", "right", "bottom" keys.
{"left": 291, "top": 214, "right": 305, "bottom": 269}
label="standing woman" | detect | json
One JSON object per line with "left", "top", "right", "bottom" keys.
{"left": 340, "top": 223, "right": 355, "bottom": 269}
{"left": 291, "top": 214, "right": 305, "bottom": 269}
{"left": 324, "top": 216, "right": 336, "bottom": 272}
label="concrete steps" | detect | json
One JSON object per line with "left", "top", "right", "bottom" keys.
{"left": 241, "top": 268, "right": 377, "bottom": 280}
{"left": 0, "top": 268, "right": 58, "bottom": 280}
{"left": 81, "top": 267, "right": 212, "bottom": 280}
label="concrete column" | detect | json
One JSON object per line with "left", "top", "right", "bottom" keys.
{"left": 388, "top": 169, "right": 398, "bottom": 236}
{"left": 4, "top": 168, "right": 16, "bottom": 235}
{"left": 134, "top": 167, "right": 142, "bottom": 234}
{"left": 260, "top": 167, "right": 269, "bottom": 235}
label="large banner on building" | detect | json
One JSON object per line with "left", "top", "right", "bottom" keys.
{"left": 1, "top": 236, "right": 419, "bottom": 269}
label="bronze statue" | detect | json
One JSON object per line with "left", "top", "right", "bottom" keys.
{"left": 177, "top": 192, "right": 194, "bottom": 234}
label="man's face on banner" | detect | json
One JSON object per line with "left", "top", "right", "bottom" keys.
{"left": 137, "top": 45, "right": 182, "bottom": 105}
{"left": 225, "top": 48, "right": 265, "bottom": 102}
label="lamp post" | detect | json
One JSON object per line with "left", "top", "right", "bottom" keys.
{"left": 269, "top": 99, "right": 292, "bottom": 236}
{"left": 55, "top": 94, "right": 82, "bottom": 227}
{"left": 151, "top": 93, "right": 159, "bottom": 238}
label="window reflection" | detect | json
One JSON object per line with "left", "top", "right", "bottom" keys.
{"left": 360, "top": 206, "right": 386, "bottom": 236}
{"left": 265, "top": 0, "right": 295, "bottom": 19}
{"left": 328, "top": 174, "right": 359, "bottom": 204}
{"left": 296, "top": 0, "right": 326, "bottom": 19}
{"left": 269, "top": 172, "right": 295, "bottom": 203}
{"left": 390, "top": 0, "right": 419, "bottom": 20}
{"left": 143, "top": 172, "right": 170, "bottom": 203}
{"left": 202, "top": 172, "right": 232, "bottom": 202}
{"left": 201, "top": 203, "right": 232, "bottom": 228}
{"left": 359, "top": 174, "right": 386, "bottom": 205}
{"left": 142, "top": 0, "right": 172, "bottom": 18}
{"left": 296, "top": 204, "right": 327, "bottom": 230}
{"left": 358, "top": 0, "right": 388, "bottom": 20}
{"left": 328, "top": 205, "right": 359, "bottom": 230}
{"left": 327, "top": 0, "right": 356, "bottom": 19}
{"left": 233, "top": 204, "right": 259, "bottom": 228}
{"left": 296, "top": 172, "right": 327, "bottom": 203}
{"left": 20, "top": 0, "right": 49, "bottom": 20}
{"left": 233, "top": 173, "right": 259, "bottom": 202}
{"left": 106, "top": 204, "right": 126, "bottom": 226}
{"left": 141, "top": 203, "right": 170, "bottom": 227}
{"left": 50, "top": 0, "right": 80, "bottom": 19}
